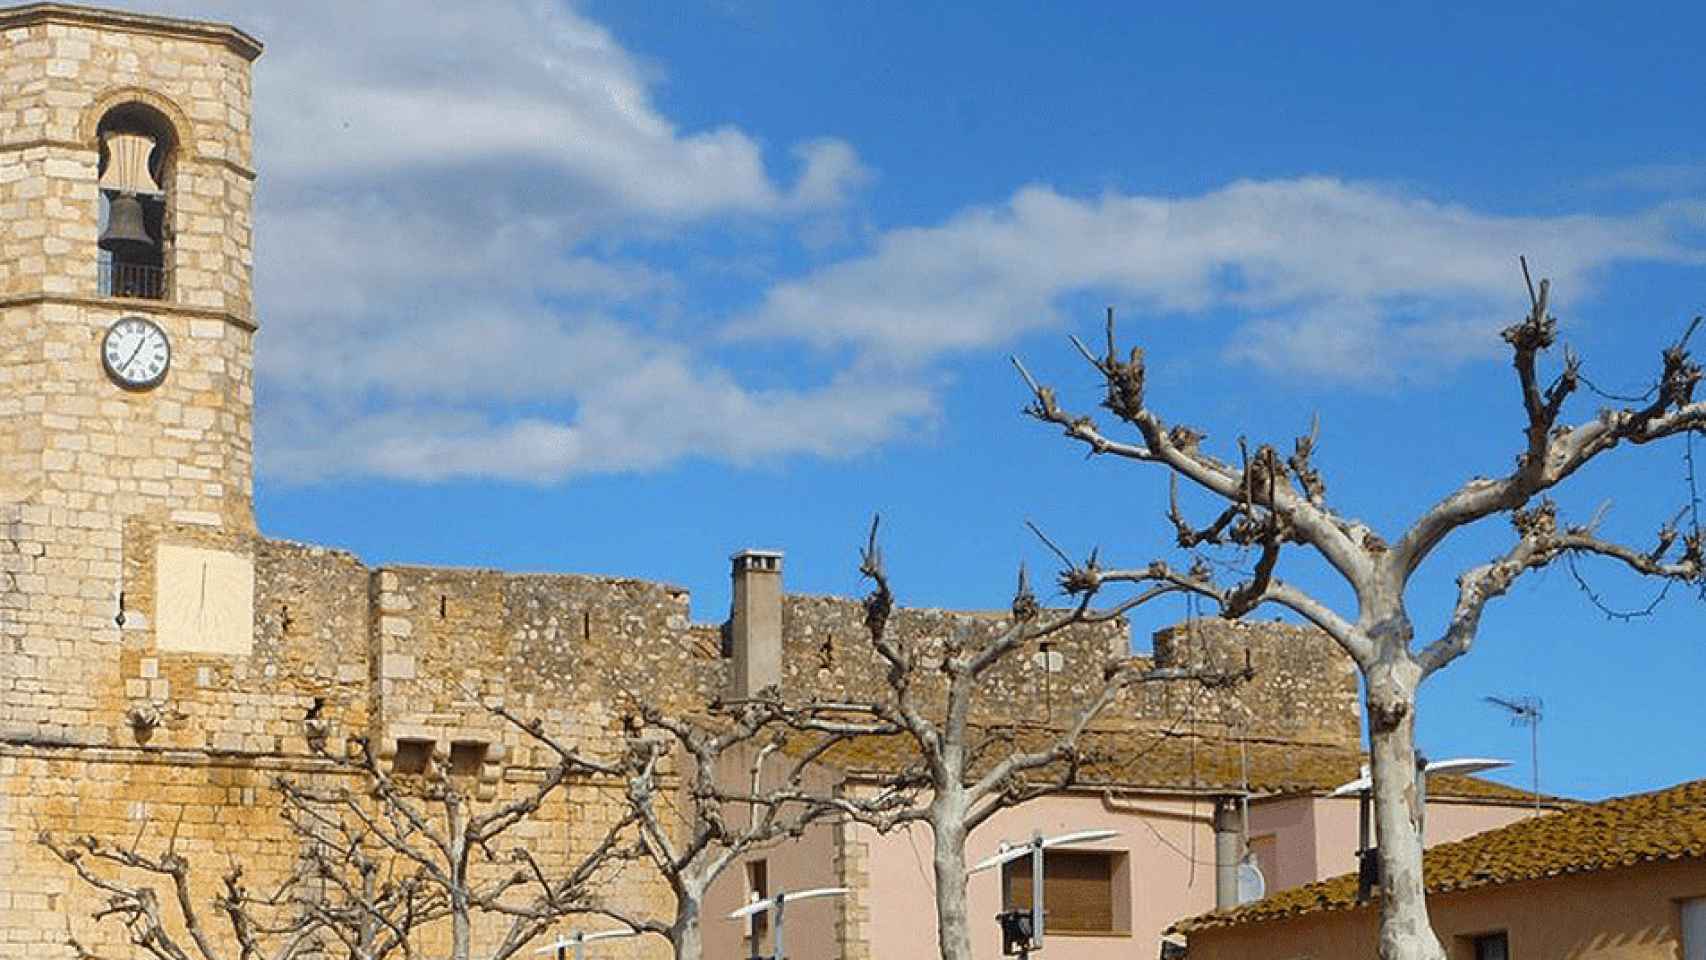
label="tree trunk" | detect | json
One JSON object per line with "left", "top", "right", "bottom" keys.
{"left": 450, "top": 892, "right": 472, "bottom": 960}
{"left": 931, "top": 815, "right": 974, "bottom": 960}
{"left": 1365, "top": 660, "right": 1445, "bottom": 960}
{"left": 672, "top": 888, "right": 704, "bottom": 960}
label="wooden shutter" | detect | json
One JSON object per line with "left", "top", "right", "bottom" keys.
{"left": 1003, "top": 851, "right": 1116, "bottom": 933}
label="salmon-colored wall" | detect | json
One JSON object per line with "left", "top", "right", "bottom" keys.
{"left": 1190, "top": 859, "right": 1706, "bottom": 960}
{"left": 1248, "top": 795, "right": 1319, "bottom": 891}
{"left": 702, "top": 778, "right": 1539, "bottom": 959}
{"left": 703, "top": 745, "right": 844, "bottom": 960}
{"left": 861, "top": 792, "right": 1224, "bottom": 960}
{"left": 1306, "top": 796, "right": 1539, "bottom": 882}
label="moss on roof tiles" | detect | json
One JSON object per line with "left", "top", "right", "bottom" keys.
{"left": 1176, "top": 778, "right": 1706, "bottom": 933}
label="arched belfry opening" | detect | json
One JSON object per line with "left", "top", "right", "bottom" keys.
{"left": 96, "top": 102, "right": 177, "bottom": 301}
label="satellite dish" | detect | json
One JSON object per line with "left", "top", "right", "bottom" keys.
{"left": 1235, "top": 860, "right": 1266, "bottom": 905}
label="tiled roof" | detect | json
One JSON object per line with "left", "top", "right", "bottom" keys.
{"left": 1176, "top": 777, "right": 1706, "bottom": 933}
{"left": 791, "top": 727, "right": 1542, "bottom": 803}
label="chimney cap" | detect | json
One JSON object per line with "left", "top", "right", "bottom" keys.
{"left": 731, "top": 549, "right": 784, "bottom": 572}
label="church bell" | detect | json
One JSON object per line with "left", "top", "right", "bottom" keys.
{"left": 99, "top": 193, "right": 154, "bottom": 256}
{"left": 98, "top": 129, "right": 162, "bottom": 256}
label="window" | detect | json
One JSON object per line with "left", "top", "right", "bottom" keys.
{"left": 392, "top": 738, "right": 434, "bottom": 775}
{"left": 745, "top": 859, "right": 770, "bottom": 949}
{"left": 1469, "top": 932, "right": 1508, "bottom": 960}
{"left": 1002, "top": 850, "right": 1128, "bottom": 935}
{"left": 1683, "top": 897, "right": 1706, "bottom": 960}
{"left": 448, "top": 741, "right": 488, "bottom": 778}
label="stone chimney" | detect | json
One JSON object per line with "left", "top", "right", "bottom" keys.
{"left": 729, "top": 549, "right": 784, "bottom": 699}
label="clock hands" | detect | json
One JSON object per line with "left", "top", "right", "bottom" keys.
{"left": 122, "top": 327, "right": 148, "bottom": 375}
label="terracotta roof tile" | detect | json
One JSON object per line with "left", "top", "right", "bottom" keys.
{"left": 1176, "top": 777, "right": 1706, "bottom": 933}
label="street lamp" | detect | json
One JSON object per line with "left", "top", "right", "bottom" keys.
{"left": 1328, "top": 756, "right": 1508, "bottom": 902}
{"left": 727, "top": 885, "right": 848, "bottom": 960}
{"left": 532, "top": 927, "right": 638, "bottom": 960}
{"left": 967, "top": 828, "right": 1120, "bottom": 957}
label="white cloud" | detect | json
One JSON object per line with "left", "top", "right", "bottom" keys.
{"left": 144, "top": 0, "right": 864, "bottom": 218}
{"left": 95, "top": 0, "right": 899, "bottom": 483}
{"left": 260, "top": 350, "right": 936, "bottom": 484}
{"left": 94, "top": 5, "right": 1706, "bottom": 481}
{"left": 733, "top": 178, "right": 1701, "bottom": 380}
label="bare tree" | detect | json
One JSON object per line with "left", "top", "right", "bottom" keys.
{"left": 586, "top": 697, "right": 854, "bottom": 960}
{"left": 1014, "top": 271, "right": 1704, "bottom": 960}
{"left": 775, "top": 518, "right": 1245, "bottom": 960}
{"left": 44, "top": 705, "right": 638, "bottom": 960}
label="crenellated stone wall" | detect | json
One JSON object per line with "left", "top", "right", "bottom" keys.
{"left": 774, "top": 593, "right": 1359, "bottom": 744}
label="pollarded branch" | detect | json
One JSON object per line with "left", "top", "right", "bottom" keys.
{"left": 1013, "top": 309, "right": 1375, "bottom": 592}
{"left": 1393, "top": 273, "right": 1705, "bottom": 581}
{"left": 1417, "top": 498, "right": 1704, "bottom": 676}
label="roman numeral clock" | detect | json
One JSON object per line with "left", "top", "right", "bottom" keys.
{"left": 101, "top": 316, "right": 172, "bottom": 390}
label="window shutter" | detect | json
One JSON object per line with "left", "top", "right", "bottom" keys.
{"left": 1002, "top": 851, "right": 1116, "bottom": 933}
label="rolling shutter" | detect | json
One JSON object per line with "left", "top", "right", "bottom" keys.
{"left": 1003, "top": 851, "right": 1117, "bottom": 933}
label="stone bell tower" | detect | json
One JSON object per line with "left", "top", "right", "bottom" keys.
{"left": 0, "top": 4, "right": 262, "bottom": 739}
{"left": 0, "top": 3, "right": 261, "bottom": 527}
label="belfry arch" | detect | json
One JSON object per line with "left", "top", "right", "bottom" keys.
{"left": 89, "top": 94, "right": 185, "bottom": 300}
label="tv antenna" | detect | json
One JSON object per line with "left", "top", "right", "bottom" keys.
{"left": 1485, "top": 694, "right": 1543, "bottom": 812}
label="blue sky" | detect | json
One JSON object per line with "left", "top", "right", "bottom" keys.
{"left": 132, "top": 1, "right": 1704, "bottom": 801}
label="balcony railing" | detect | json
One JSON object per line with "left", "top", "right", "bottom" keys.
{"left": 99, "top": 261, "right": 169, "bottom": 301}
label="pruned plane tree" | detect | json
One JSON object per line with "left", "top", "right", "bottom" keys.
{"left": 765, "top": 517, "right": 1252, "bottom": 960}
{"left": 1011, "top": 263, "right": 1704, "bottom": 960}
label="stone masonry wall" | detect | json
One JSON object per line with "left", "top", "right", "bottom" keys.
{"left": 775, "top": 594, "right": 1360, "bottom": 746}
{"left": 2, "top": 532, "right": 715, "bottom": 959}
{"left": 1151, "top": 618, "right": 1361, "bottom": 745}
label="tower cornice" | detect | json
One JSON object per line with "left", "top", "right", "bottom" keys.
{"left": 0, "top": 293, "right": 259, "bottom": 332}
{"left": 0, "top": 3, "right": 262, "bottom": 61}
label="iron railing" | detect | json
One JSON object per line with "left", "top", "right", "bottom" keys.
{"left": 99, "top": 261, "right": 169, "bottom": 300}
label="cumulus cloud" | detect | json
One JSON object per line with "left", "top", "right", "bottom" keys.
{"left": 260, "top": 332, "right": 936, "bottom": 483}
{"left": 95, "top": 4, "right": 1706, "bottom": 481}
{"left": 97, "top": 0, "right": 896, "bottom": 483}
{"left": 733, "top": 178, "right": 1701, "bottom": 380}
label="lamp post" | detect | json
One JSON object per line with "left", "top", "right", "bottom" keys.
{"left": 726, "top": 885, "right": 848, "bottom": 960}
{"left": 532, "top": 928, "right": 638, "bottom": 960}
{"left": 1329, "top": 756, "right": 1508, "bottom": 902}
{"left": 967, "top": 828, "right": 1120, "bottom": 957}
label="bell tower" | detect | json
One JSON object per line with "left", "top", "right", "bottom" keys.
{"left": 0, "top": 4, "right": 262, "bottom": 742}
{"left": 0, "top": 3, "right": 262, "bottom": 528}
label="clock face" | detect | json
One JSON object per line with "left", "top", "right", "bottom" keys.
{"left": 101, "top": 316, "right": 171, "bottom": 390}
